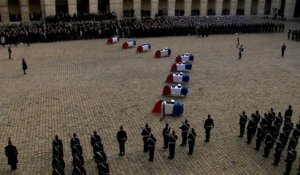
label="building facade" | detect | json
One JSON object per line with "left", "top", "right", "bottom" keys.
{"left": 0, "top": 0, "right": 299, "bottom": 22}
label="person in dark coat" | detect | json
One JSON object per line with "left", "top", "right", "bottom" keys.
{"left": 8, "top": 45, "right": 12, "bottom": 59}
{"left": 22, "top": 58, "right": 28, "bottom": 74}
{"left": 180, "top": 119, "right": 190, "bottom": 146}
{"left": 284, "top": 149, "right": 297, "bottom": 175}
{"left": 5, "top": 138, "right": 18, "bottom": 170}
{"left": 147, "top": 133, "right": 157, "bottom": 161}
{"left": 162, "top": 123, "right": 170, "bottom": 149}
{"left": 187, "top": 128, "right": 197, "bottom": 155}
{"left": 272, "top": 140, "right": 284, "bottom": 166}
{"left": 53, "top": 135, "right": 64, "bottom": 157}
{"left": 141, "top": 123, "right": 151, "bottom": 152}
{"left": 97, "top": 162, "right": 110, "bottom": 175}
{"left": 204, "top": 114, "right": 214, "bottom": 142}
{"left": 238, "top": 45, "right": 243, "bottom": 59}
{"left": 239, "top": 111, "right": 248, "bottom": 137}
{"left": 284, "top": 105, "right": 293, "bottom": 121}
{"left": 255, "top": 126, "right": 265, "bottom": 150}
{"left": 168, "top": 130, "right": 178, "bottom": 159}
{"left": 117, "top": 125, "right": 127, "bottom": 156}
{"left": 281, "top": 43, "right": 286, "bottom": 57}
{"left": 91, "top": 131, "right": 101, "bottom": 148}
{"left": 246, "top": 119, "right": 256, "bottom": 144}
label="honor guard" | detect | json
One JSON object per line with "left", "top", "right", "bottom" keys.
{"left": 72, "top": 153, "right": 85, "bottom": 166}
{"left": 246, "top": 119, "right": 256, "bottom": 144}
{"left": 284, "top": 105, "right": 293, "bottom": 122}
{"left": 53, "top": 167, "right": 65, "bottom": 175}
{"left": 259, "top": 114, "right": 269, "bottom": 131}
{"left": 141, "top": 123, "right": 151, "bottom": 152}
{"left": 283, "top": 121, "right": 294, "bottom": 137}
{"left": 284, "top": 149, "right": 297, "bottom": 175}
{"left": 5, "top": 138, "right": 18, "bottom": 171}
{"left": 187, "top": 128, "right": 197, "bottom": 155}
{"left": 97, "top": 162, "right": 110, "bottom": 175}
{"left": 272, "top": 140, "right": 284, "bottom": 166}
{"left": 91, "top": 131, "right": 101, "bottom": 148}
{"left": 239, "top": 111, "right": 248, "bottom": 138}
{"left": 204, "top": 114, "right": 214, "bottom": 142}
{"left": 263, "top": 131, "right": 274, "bottom": 158}
{"left": 162, "top": 123, "right": 171, "bottom": 149}
{"left": 52, "top": 155, "right": 65, "bottom": 174}
{"left": 71, "top": 144, "right": 83, "bottom": 156}
{"left": 147, "top": 133, "right": 157, "bottom": 161}
{"left": 168, "top": 130, "right": 178, "bottom": 159}
{"left": 287, "top": 137, "right": 298, "bottom": 151}
{"left": 180, "top": 119, "right": 190, "bottom": 146}
{"left": 117, "top": 125, "right": 127, "bottom": 156}
{"left": 255, "top": 126, "right": 265, "bottom": 151}
{"left": 274, "top": 112, "right": 283, "bottom": 129}
{"left": 53, "top": 135, "right": 64, "bottom": 158}
{"left": 71, "top": 133, "right": 81, "bottom": 147}
{"left": 72, "top": 164, "right": 87, "bottom": 175}
{"left": 94, "top": 150, "right": 107, "bottom": 164}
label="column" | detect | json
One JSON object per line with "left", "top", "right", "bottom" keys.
{"left": 20, "top": 0, "right": 30, "bottom": 21}
{"left": 200, "top": 0, "right": 208, "bottom": 15}
{"left": 257, "top": 0, "right": 265, "bottom": 15}
{"left": 110, "top": 0, "right": 122, "bottom": 18}
{"left": 215, "top": 0, "right": 223, "bottom": 15}
{"left": 184, "top": 0, "right": 192, "bottom": 16}
{"left": 285, "top": 0, "right": 296, "bottom": 18}
{"left": 68, "top": 0, "right": 77, "bottom": 15}
{"left": 168, "top": 0, "right": 176, "bottom": 16}
{"left": 230, "top": 0, "right": 237, "bottom": 15}
{"left": 134, "top": 0, "right": 141, "bottom": 18}
{"left": 151, "top": 0, "right": 159, "bottom": 18}
{"left": 90, "top": 0, "right": 98, "bottom": 13}
{"left": 41, "top": 0, "right": 56, "bottom": 18}
{"left": 0, "top": 1, "right": 9, "bottom": 22}
{"left": 244, "top": 0, "right": 252, "bottom": 15}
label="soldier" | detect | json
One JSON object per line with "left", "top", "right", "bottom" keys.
{"left": 5, "top": 138, "right": 18, "bottom": 170}
{"left": 287, "top": 137, "right": 298, "bottom": 151}
{"left": 141, "top": 123, "right": 151, "bottom": 152}
{"left": 281, "top": 43, "right": 286, "bottom": 57}
{"left": 162, "top": 123, "right": 170, "bottom": 149}
{"left": 239, "top": 111, "right": 248, "bottom": 138}
{"left": 52, "top": 155, "right": 65, "bottom": 173}
{"left": 270, "top": 125, "right": 279, "bottom": 140}
{"left": 187, "top": 128, "right": 197, "bottom": 155}
{"left": 274, "top": 112, "right": 283, "bottom": 129}
{"left": 259, "top": 114, "right": 269, "bottom": 131}
{"left": 53, "top": 167, "right": 65, "bottom": 175}
{"left": 284, "top": 105, "right": 293, "bottom": 121}
{"left": 204, "top": 114, "right": 214, "bottom": 142}
{"left": 53, "top": 135, "right": 64, "bottom": 157}
{"left": 71, "top": 133, "right": 80, "bottom": 147}
{"left": 97, "top": 162, "right": 110, "bottom": 175}
{"left": 283, "top": 120, "right": 294, "bottom": 137}
{"left": 22, "top": 58, "right": 28, "bottom": 75}
{"left": 180, "top": 119, "right": 190, "bottom": 146}
{"left": 147, "top": 133, "right": 157, "bottom": 161}
{"left": 284, "top": 149, "right": 297, "bottom": 175}
{"left": 72, "top": 164, "right": 87, "bottom": 175}
{"left": 263, "top": 131, "right": 274, "bottom": 158}
{"left": 168, "top": 130, "right": 178, "bottom": 159}
{"left": 91, "top": 131, "right": 101, "bottom": 148}
{"left": 246, "top": 119, "right": 255, "bottom": 144}
{"left": 255, "top": 126, "right": 265, "bottom": 150}
{"left": 117, "top": 125, "right": 127, "bottom": 156}
{"left": 8, "top": 45, "right": 12, "bottom": 59}
{"left": 272, "top": 140, "right": 284, "bottom": 166}
{"left": 94, "top": 150, "right": 107, "bottom": 164}
{"left": 72, "top": 153, "right": 85, "bottom": 166}
{"left": 238, "top": 44, "right": 243, "bottom": 59}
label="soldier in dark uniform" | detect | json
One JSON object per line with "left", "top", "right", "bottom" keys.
{"left": 284, "top": 149, "right": 297, "bottom": 175}
{"left": 239, "top": 111, "right": 248, "bottom": 138}
{"left": 204, "top": 114, "right": 214, "bottom": 142}
{"left": 168, "top": 130, "right": 178, "bottom": 159}
{"left": 94, "top": 150, "right": 107, "bottom": 164}
{"left": 8, "top": 45, "right": 12, "bottom": 59}
{"left": 246, "top": 119, "right": 255, "bottom": 144}
{"left": 287, "top": 137, "right": 298, "bottom": 151}
{"left": 180, "top": 119, "right": 190, "bottom": 146}
{"left": 162, "top": 123, "right": 170, "bottom": 149}
{"left": 72, "top": 164, "right": 87, "bottom": 175}
{"left": 187, "top": 128, "right": 196, "bottom": 155}
{"left": 117, "top": 125, "right": 127, "bottom": 156}
{"left": 272, "top": 140, "right": 284, "bottom": 166}
{"left": 281, "top": 43, "right": 286, "bottom": 57}
{"left": 53, "top": 135, "right": 64, "bottom": 158}
{"left": 5, "top": 138, "right": 18, "bottom": 170}
{"left": 71, "top": 133, "right": 80, "bottom": 147}
{"left": 91, "top": 131, "right": 101, "bottom": 148}
{"left": 22, "top": 58, "right": 28, "bottom": 75}
{"left": 238, "top": 45, "right": 243, "bottom": 59}
{"left": 147, "top": 133, "right": 157, "bottom": 161}
{"left": 284, "top": 105, "right": 293, "bottom": 122}
{"left": 52, "top": 155, "right": 65, "bottom": 174}
{"left": 72, "top": 153, "right": 85, "bottom": 166}
{"left": 97, "top": 161, "right": 110, "bottom": 175}
{"left": 141, "top": 123, "right": 151, "bottom": 152}
{"left": 283, "top": 120, "right": 294, "bottom": 137}
{"left": 263, "top": 131, "right": 274, "bottom": 158}
{"left": 274, "top": 112, "right": 283, "bottom": 129}
{"left": 255, "top": 126, "right": 265, "bottom": 150}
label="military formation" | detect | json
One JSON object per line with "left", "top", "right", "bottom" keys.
{"left": 0, "top": 15, "right": 284, "bottom": 45}
{"left": 239, "top": 105, "right": 300, "bottom": 175}
{"left": 287, "top": 29, "right": 300, "bottom": 42}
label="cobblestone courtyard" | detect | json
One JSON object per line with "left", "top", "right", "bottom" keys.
{"left": 0, "top": 22, "right": 300, "bottom": 175}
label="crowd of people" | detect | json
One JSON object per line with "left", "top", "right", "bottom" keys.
{"left": 239, "top": 105, "right": 300, "bottom": 175}
{"left": 288, "top": 29, "right": 300, "bottom": 41}
{"left": 0, "top": 16, "right": 285, "bottom": 45}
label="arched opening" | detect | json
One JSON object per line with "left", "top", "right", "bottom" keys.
{"left": 294, "top": 0, "right": 300, "bottom": 17}
{"left": 175, "top": 0, "right": 185, "bottom": 16}
{"left": 158, "top": 0, "right": 168, "bottom": 16}
{"left": 141, "top": 0, "right": 151, "bottom": 17}
{"left": 8, "top": 0, "right": 22, "bottom": 21}
{"left": 77, "top": 0, "right": 90, "bottom": 15}
{"left": 56, "top": 0, "right": 68, "bottom": 15}
{"left": 222, "top": 0, "right": 230, "bottom": 15}
{"left": 98, "top": 0, "right": 109, "bottom": 13}
{"left": 207, "top": 0, "right": 216, "bottom": 15}
{"left": 123, "top": 0, "right": 134, "bottom": 17}
{"left": 264, "top": 0, "right": 271, "bottom": 15}
{"left": 278, "top": 0, "right": 285, "bottom": 17}
{"left": 251, "top": 0, "right": 258, "bottom": 15}
{"left": 29, "top": 0, "right": 41, "bottom": 21}
{"left": 191, "top": 0, "right": 200, "bottom": 16}
{"left": 236, "top": 0, "right": 245, "bottom": 15}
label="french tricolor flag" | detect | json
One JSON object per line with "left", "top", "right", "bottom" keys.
{"left": 166, "top": 72, "right": 190, "bottom": 83}
{"left": 107, "top": 35, "right": 119, "bottom": 44}
{"left": 162, "top": 84, "right": 188, "bottom": 97}
{"left": 137, "top": 43, "right": 151, "bottom": 53}
{"left": 152, "top": 99, "right": 184, "bottom": 116}
{"left": 170, "top": 62, "right": 192, "bottom": 72}
{"left": 154, "top": 48, "right": 171, "bottom": 58}
{"left": 122, "top": 39, "right": 136, "bottom": 49}
{"left": 175, "top": 53, "right": 194, "bottom": 63}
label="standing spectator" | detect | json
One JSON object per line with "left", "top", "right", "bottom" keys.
{"left": 5, "top": 137, "right": 18, "bottom": 171}
{"left": 22, "top": 58, "right": 28, "bottom": 75}
{"left": 281, "top": 43, "right": 286, "bottom": 57}
{"left": 117, "top": 125, "right": 127, "bottom": 156}
{"left": 204, "top": 114, "right": 214, "bottom": 142}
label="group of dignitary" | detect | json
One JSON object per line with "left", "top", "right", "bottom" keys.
{"left": 287, "top": 29, "right": 300, "bottom": 42}
{"left": 239, "top": 105, "right": 300, "bottom": 175}
{"left": 0, "top": 16, "right": 284, "bottom": 45}
{"left": 52, "top": 132, "right": 110, "bottom": 175}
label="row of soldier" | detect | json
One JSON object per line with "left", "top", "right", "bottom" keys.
{"left": 239, "top": 105, "right": 300, "bottom": 175}
{"left": 0, "top": 16, "right": 284, "bottom": 45}
{"left": 287, "top": 29, "right": 300, "bottom": 42}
